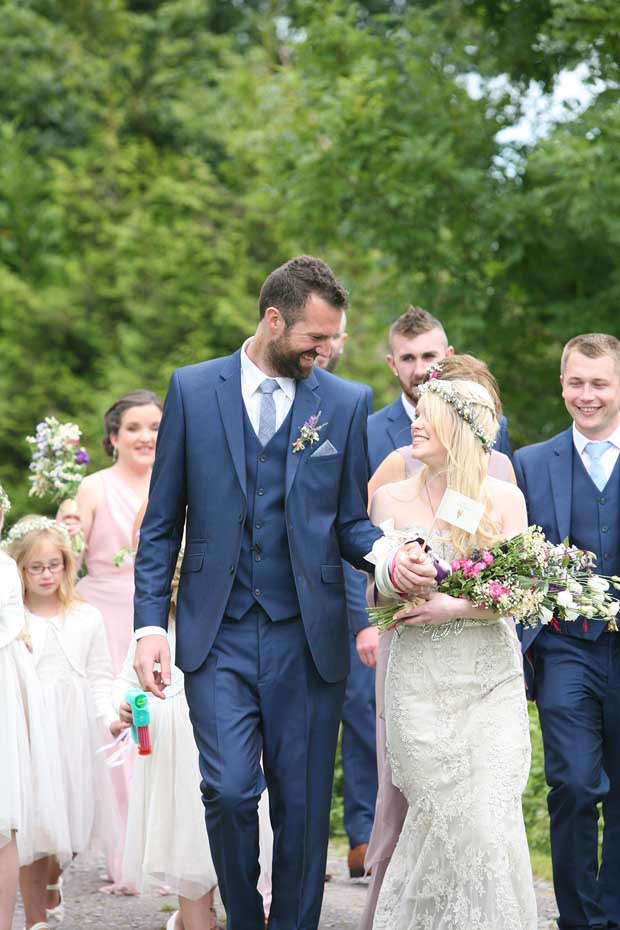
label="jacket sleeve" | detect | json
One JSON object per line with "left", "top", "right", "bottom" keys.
{"left": 336, "top": 394, "right": 383, "bottom": 571}
{"left": 344, "top": 560, "right": 372, "bottom": 635}
{"left": 133, "top": 369, "right": 187, "bottom": 633}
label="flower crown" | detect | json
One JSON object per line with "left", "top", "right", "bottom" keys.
{"left": 2, "top": 516, "right": 72, "bottom": 549}
{"left": 0, "top": 482, "right": 10, "bottom": 515}
{"left": 417, "top": 378, "right": 496, "bottom": 453}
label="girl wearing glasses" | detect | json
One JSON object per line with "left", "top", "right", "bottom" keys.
{"left": 7, "top": 517, "right": 122, "bottom": 926}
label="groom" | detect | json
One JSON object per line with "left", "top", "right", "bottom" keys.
{"left": 133, "top": 256, "right": 432, "bottom": 930}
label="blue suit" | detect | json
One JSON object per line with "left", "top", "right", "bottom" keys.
{"left": 368, "top": 395, "right": 511, "bottom": 476}
{"left": 134, "top": 350, "right": 382, "bottom": 930}
{"left": 514, "top": 427, "right": 620, "bottom": 930}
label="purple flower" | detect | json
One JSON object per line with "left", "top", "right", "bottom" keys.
{"left": 74, "top": 449, "right": 90, "bottom": 465}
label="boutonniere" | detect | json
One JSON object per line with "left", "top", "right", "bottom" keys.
{"left": 292, "top": 411, "right": 328, "bottom": 453}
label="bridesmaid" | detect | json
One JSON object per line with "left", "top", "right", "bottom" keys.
{"left": 60, "top": 389, "right": 162, "bottom": 891}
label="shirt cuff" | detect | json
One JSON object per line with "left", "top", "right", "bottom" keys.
{"left": 135, "top": 626, "right": 168, "bottom": 641}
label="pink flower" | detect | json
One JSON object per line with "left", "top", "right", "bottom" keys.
{"left": 482, "top": 551, "right": 494, "bottom": 565}
{"left": 472, "top": 561, "right": 486, "bottom": 575}
{"left": 450, "top": 560, "right": 462, "bottom": 572}
{"left": 488, "top": 581, "right": 510, "bottom": 602}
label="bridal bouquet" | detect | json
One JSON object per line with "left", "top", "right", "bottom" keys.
{"left": 26, "top": 417, "right": 90, "bottom": 553}
{"left": 368, "top": 525, "right": 620, "bottom": 633}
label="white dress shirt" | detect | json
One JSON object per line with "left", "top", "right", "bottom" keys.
{"left": 401, "top": 393, "right": 417, "bottom": 423}
{"left": 572, "top": 422, "right": 620, "bottom": 484}
{"left": 136, "top": 340, "right": 297, "bottom": 641}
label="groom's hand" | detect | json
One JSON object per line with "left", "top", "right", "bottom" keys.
{"left": 392, "top": 542, "right": 436, "bottom": 593}
{"left": 134, "top": 634, "right": 171, "bottom": 700}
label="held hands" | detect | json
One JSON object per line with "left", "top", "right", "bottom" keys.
{"left": 391, "top": 541, "right": 437, "bottom": 594}
{"left": 133, "top": 634, "right": 171, "bottom": 700}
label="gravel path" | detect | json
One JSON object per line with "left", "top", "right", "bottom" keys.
{"left": 13, "top": 850, "right": 558, "bottom": 929}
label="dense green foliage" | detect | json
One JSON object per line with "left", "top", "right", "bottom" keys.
{"left": 1, "top": 0, "right": 619, "bottom": 514}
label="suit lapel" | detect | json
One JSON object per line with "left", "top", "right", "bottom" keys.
{"left": 215, "top": 351, "right": 247, "bottom": 499}
{"left": 548, "top": 427, "right": 574, "bottom": 542}
{"left": 387, "top": 397, "right": 412, "bottom": 451}
{"left": 285, "top": 371, "right": 321, "bottom": 500}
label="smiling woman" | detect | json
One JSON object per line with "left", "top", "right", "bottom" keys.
{"left": 57, "top": 389, "right": 163, "bottom": 891}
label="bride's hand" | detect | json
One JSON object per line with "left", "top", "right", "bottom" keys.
{"left": 392, "top": 542, "right": 436, "bottom": 593}
{"left": 397, "top": 592, "right": 469, "bottom": 626}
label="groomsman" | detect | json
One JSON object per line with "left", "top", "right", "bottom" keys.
{"left": 367, "top": 305, "right": 511, "bottom": 474}
{"left": 315, "top": 312, "right": 378, "bottom": 878}
{"left": 514, "top": 333, "right": 620, "bottom": 930}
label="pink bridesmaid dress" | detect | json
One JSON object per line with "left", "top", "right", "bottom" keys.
{"left": 77, "top": 468, "right": 143, "bottom": 885}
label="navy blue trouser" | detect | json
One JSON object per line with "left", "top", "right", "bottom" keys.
{"left": 341, "top": 633, "right": 377, "bottom": 849}
{"left": 185, "top": 608, "right": 346, "bottom": 930}
{"left": 534, "top": 628, "right": 620, "bottom": 930}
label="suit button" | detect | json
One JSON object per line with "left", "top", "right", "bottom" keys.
{"left": 255, "top": 521, "right": 263, "bottom": 529}
{"left": 229, "top": 565, "right": 235, "bottom": 575}
{"left": 259, "top": 454, "right": 267, "bottom": 463}
{"left": 602, "top": 525, "right": 609, "bottom": 533}
{"left": 254, "top": 588, "right": 261, "bottom": 596}
{"left": 257, "top": 488, "right": 265, "bottom": 496}
{"left": 600, "top": 498, "right": 607, "bottom": 505}
{"left": 254, "top": 554, "right": 261, "bottom": 562}
{"left": 604, "top": 553, "right": 611, "bottom": 560}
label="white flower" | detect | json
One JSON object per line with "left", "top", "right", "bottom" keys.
{"left": 606, "top": 600, "right": 620, "bottom": 616}
{"left": 568, "top": 581, "right": 583, "bottom": 595}
{"left": 539, "top": 605, "right": 554, "bottom": 625}
{"left": 556, "top": 589, "right": 576, "bottom": 610}
{"left": 589, "top": 576, "right": 609, "bottom": 593}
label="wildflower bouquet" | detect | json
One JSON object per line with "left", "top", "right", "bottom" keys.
{"left": 26, "top": 417, "right": 90, "bottom": 553}
{"left": 368, "top": 525, "right": 620, "bottom": 633}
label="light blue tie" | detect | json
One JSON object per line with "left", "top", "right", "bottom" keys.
{"left": 585, "top": 440, "right": 613, "bottom": 491}
{"left": 257, "top": 379, "right": 279, "bottom": 446}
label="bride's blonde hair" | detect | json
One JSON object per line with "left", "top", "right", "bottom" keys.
{"left": 417, "top": 379, "right": 503, "bottom": 557}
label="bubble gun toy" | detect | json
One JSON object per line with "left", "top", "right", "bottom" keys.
{"left": 126, "top": 688, "right": 152, "bottom": 756}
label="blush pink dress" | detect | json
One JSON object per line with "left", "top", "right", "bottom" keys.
{"left": 77, "top": 467, "right": 143, "bottom": 884}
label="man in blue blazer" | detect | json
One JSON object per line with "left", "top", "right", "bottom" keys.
{"left": 367, "top": 305, "right": 511, "bottom": 475}
{"left": 315, "top": 313, "right": 378, "bottom": 878}
{"left": 132, "top": 257, "right": 433, "bottom": 930}
{"left": 514, "top": 333, "right": 620, "bottom": 930}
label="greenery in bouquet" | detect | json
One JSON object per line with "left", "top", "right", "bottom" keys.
{"left": 26, "top": 417, "right": 90, "bottom": 553}
{"left": 369, "top": 526, "right": 620, "bottom": 633}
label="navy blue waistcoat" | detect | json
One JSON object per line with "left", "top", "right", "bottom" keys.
{"left": 225, "top": 406, "right": 300, "bottom": 621}
{"left": 559, "top": 448, "right": 620, "bottom": 640}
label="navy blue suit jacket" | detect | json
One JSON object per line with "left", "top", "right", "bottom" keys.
{"left": 134, "top": 350, "right": 382, "bottom": 682}
{"left": 368, "top": 396, "right": 511, "bottom": 476}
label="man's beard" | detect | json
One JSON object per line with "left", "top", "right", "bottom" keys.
{"left": 266, "top": 334, "right": 316, "bottom": 380}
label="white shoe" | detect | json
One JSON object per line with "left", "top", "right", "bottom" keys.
{"left": 26, "top": 923, "right": 51, "bottom": 930}
{"left": 166, "top": 912, "right": 179, "bottom": 930}
{"left": 46, "top": 876, "right": 64, "bottom": 923}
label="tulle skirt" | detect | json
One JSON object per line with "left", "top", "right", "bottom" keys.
{"left": 0, "top": 641, "right": 72, "bottom": 866}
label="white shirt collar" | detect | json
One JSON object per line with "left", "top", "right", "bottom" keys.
{"left": 400, "top": 392, "right": 417, "bottom": 423}
{"left": 573, "top": 421, "right": 620, "bottom": 454}
{"left": 240, "top": 338, "right": 296, "bottom": 402}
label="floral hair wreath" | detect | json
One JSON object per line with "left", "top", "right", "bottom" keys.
{"left": 0, "top": 482, "right": 10, "bottom": 515}
{"left": 417, "top": 378, "right": 496, "bottom": 453}
{"left": 1, "top": 515, "right": 72, "bottom": 550}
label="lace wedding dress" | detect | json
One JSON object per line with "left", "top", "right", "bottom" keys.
{"left": 373, "top": 526, "right": 537, "bottom": 930}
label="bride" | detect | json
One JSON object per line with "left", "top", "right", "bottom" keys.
{"left": 371, "top": 378, "right": 537, "bottom": 930}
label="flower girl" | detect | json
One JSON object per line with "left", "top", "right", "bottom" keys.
{"left": 7, "top": 516, "right": 122, "bottom": 920}
{"left": 115, "top": 553, "right": 273, "bottom": 930}
{"left": 0, "top": 493, "right": 71, "bottom": 930}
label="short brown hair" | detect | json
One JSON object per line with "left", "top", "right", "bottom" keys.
{"left": 426, "top": 354, "right": 503, "bottom": 417}
{"left": 561, "top": 333, "right": 620, "bottom": 375}
{"left": 389, "top": 306, "right": 447, "bottom": 350}
{"left": 258, "top": 255, "right": 348, "bottom": 326}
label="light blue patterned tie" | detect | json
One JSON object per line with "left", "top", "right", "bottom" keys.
{"left": 585, "top": 440, "right": 613, "bottom": 491}
{"left": 257, "top": 378, "right": 279, "bottom": 446}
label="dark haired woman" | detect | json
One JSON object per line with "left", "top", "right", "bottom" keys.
{"left": 61, "top": 390, "right": 162, "bottom": 892}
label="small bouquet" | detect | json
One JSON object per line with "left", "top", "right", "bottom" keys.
{"left": 368, "top": 525, "right": 620, "bottom": 633}
{"left": 26, "top": 417, "right": 90, "bottom": 553}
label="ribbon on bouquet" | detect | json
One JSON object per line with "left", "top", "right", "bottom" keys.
{"left": 96, "top": 728, "right": 133, "bottom": 768}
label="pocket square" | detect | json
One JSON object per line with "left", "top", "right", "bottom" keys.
{"left": 310, "top": 439, "right": 338, "bottom": 457}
